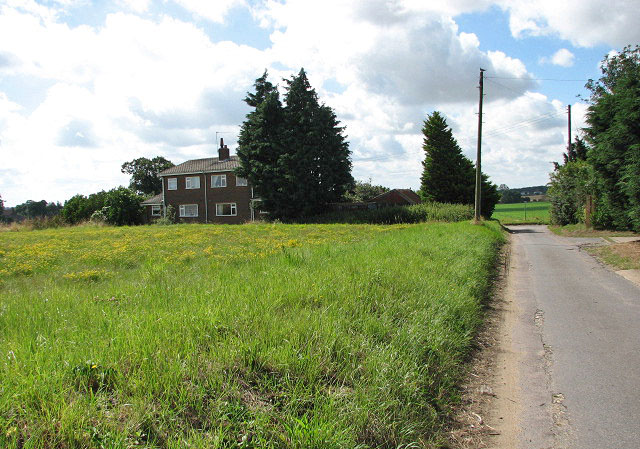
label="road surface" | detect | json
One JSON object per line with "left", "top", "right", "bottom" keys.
{"left": 494, "top": 225, "right": 640, "bottom": 449}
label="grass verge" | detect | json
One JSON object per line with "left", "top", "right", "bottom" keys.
{"left": 549, "top": 223, "right": 640, "bottom": 238}
{"left": 585, "top": 242, "right": 640, "bottom": 271}
{"left": 0, "top": 221, "right": 504, "bottom": 448}
{"left": 492, "top": 202, "right": 550, "bottom": 225}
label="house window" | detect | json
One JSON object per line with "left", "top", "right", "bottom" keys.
{"left": 151, "top": 205, "right": 162, "bottom": 216}
{"left": 185, "top": 176, "right": 200, "bottom": 189}
{"left": 211, "top": 174, "right": 227, "bottom": 188}
{"left": 179, "top": 204, "right": 198, "bottom": 217}
{"left": 236, "top": 176, "right": 248, "bottom": 186}
{"left": 167, "top": 178, "right": 177, "bottom": 190}
{"left": 216, "top": 203, "right": 237, "bottom": 216}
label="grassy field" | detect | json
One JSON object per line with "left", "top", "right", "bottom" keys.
{"left": 491, "top": 201, "right": 550, "bottom": 225}
{"left": 0, "top": 222, "right": 504, "bottom": 448}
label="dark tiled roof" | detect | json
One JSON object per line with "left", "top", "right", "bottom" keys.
{"left": 158, "top": 156, "right": 240, "bottom": 176}
{"left": 395, "top": 189, "right": 422, "bottom": 204}
{"left": 371, "top": 189, "right": 421, "bottom": 204}
{"left": 141, "top": 193, "right": 163, "bottom": 205}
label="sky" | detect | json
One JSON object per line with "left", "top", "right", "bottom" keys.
{"left": 1, "top": 0, "right": 639, "bottom": 207}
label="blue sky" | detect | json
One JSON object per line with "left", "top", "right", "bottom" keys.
{"left": 1, "top": 0, "right": 638, "bottom": 206}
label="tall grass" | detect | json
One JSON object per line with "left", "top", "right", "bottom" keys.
{"left": 0, "top": 221, "right": 503, "bottom": 448}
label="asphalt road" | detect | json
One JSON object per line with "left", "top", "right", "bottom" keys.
{"left": 506, "top": 225, "right": 640, "bottom": 449}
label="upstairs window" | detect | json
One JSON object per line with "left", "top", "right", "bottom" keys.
{"left": 236, "top": 176, "right": 248, "bottom": 187}
{"left": 167, "top": 178, "right": 177, "bottom": 190}
{"left": 179, "top": 204, "right": 198, "bottom": 217}
{"left": 212, "top": 174, "right": 227, "bottom": 188}
{"left": 216, "top": 203, "right": 237, "bottom": 216}
{"left": 185, "top": 176, "right": 200, "bottom": 189}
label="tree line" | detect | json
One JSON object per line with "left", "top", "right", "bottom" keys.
{"left": 3, "top": 68, "right": 503, "bottom": 227}
{"left": 549, "top": 45, "right": 640, "bottom": 231}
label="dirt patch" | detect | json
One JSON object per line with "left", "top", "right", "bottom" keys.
{"left": 447, "top": 241, "right": 519, "bottom": 448}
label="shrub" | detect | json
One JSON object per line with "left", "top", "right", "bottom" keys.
{"left": 548, "top": 160, "right": 594, "bottom": 226}
{"left": 102, "top": 187, "right": 143, "bottom": 226}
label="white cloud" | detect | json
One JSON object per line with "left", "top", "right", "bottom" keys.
{"left": 540, "top": 48, "right": 575, "bottom": 67}
{"left": 0, "top": 0, "right": 601, "bottom": 205}
{"left": 500, "top": 0, "right": 640, "bottom": 48}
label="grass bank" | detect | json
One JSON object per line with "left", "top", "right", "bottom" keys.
{"left": 0, "top": 222, "right": 503, "bottom": 448}
{"left": 548, "top": 223, "right": 639, "bottom": 238}
{"left": 492, "top": 202, "right": 550, "bottom": 225}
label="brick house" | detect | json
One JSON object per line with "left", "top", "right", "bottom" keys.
{"left": 143, "top": 140, "right": 259, "bottom": 224}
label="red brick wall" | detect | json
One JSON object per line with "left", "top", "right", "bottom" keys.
{"left": 163, "top": 172, "right": 253, "bottom": 224}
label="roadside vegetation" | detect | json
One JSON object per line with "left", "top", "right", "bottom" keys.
{"left": 548, "top": 46, "right": 640, "bottom": 231}
{"left": 491, "top": 201, "right": 550, "bottom": 225}
{"left": 0, "top": 220, "right": 504, "bottom": 448}
{"left": 548, "top": 223, "right": 638, "bottom": 238}
{"left": 587, "top": 242, "right": 640, "bottom": 271}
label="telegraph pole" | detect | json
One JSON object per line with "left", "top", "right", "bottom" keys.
{"left": 567, "top": 104, "right": 572, "bottom": 153}
{"left": 474, "top": 68, "right": 485, "bottom": 223}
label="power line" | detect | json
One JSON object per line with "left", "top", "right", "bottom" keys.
{"left": 485, "top": 76, "right": 589, "bottom": 82}
{"left": 483, "top": 111, "right": 564, "bottom": 138}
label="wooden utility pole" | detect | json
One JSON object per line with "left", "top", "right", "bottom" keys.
{"left": 567, "top": 104, "right": 572, "bottom": 153}
{"left": 474, "top": 68, "right": 485, "bottom": 223}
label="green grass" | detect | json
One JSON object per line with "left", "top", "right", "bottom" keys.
{"left": 0, "top": 222, "right": 504, "bottom": 448}
{"left": 548, "top": 223, "right": 640, "bottom": 238}
{"left": 491, "top": 201, "right": 550, "bottom": 225}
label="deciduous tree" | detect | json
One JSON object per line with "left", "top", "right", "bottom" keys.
{"left": 121, "top": 156, "right": 174, "bottom": 195}
{"left": 343, "top": 180, "right": 389, "bottom": 202}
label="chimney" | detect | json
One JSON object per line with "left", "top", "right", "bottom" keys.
{"left": 218, "top": 137, "right": 230, "bottom": 160}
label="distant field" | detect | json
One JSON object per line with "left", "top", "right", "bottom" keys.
{"left": 0, "top": 221, "right": 503, "bottom": 448}
{"left": 492, "top": 201, "right": 551, "bottom": 224}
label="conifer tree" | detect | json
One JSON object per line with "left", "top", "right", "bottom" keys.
{"left": 419, "top": 111, "right": 499, "bottom": 217}
{"left": 237, "top": 69, "right": 353, "bottom": 220}
{"left": 584, "top": 45, "right": 640, "bottom": 230}
{"left": 236, "top": 71, "right": 287, "bottom": 217}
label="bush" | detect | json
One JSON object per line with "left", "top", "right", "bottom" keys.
{"left": 548, "top": 160, "right": 594, "bottom": 226}
{"left": 102, "top": 187, "right": 143, "bottom": 226}
{"left": 90, "top": 207, "right": 109, "bottom": 224}
{"left": 61, "top": 191, "right": 108, "bottom": 224}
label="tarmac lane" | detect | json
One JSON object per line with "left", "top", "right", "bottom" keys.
{"left": 504, "top": 225, "right": 640, "bottom": 449}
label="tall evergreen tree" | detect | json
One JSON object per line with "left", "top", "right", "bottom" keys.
{"left": 235, "top": 71, "right": 288, "bottom": 217}
{"left": 584, "top": 45, "right": 640, "bottom": 230}
{"left": 419, "top": 111, "right": 499, "bottom": 217}
{"left": 237, "top": 69, "right": 353, "bottom": 220}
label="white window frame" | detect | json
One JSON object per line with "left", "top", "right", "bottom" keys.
{"left": 167, "top": 178, "right": 177, "bottom": 190}
{"left": 179, "top": 204, "right": 198, "bottom": 217}
{"left": 151, "top": 205, "right": 162, "bottom": 216}
{"left": 235, "top": 176, "right": 248, "bottom": 187}
{"left": 216, "top": 203, "right": 237, "bottom": 216}
{"left": 211, "top": 174, "right": 227, "bottom": 188}
{"left": 185, "top": 176, "right": 201, "bottom": 189}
